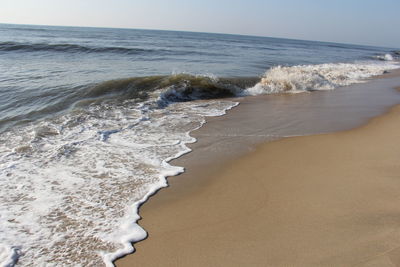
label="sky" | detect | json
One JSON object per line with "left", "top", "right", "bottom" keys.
{"left": 1, "top": 0, "right": 399, "bottom": 48}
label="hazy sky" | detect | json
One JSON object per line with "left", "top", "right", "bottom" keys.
{"left": 1, "top": 0, "right": 399, "bottom": 48}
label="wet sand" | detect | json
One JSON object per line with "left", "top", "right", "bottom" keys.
{"left": 116, "top": 72, "right": 400, "bottom": 266}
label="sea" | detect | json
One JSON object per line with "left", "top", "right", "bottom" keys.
{"left": 0, "top": 23, "right": 399, "bottom": 266}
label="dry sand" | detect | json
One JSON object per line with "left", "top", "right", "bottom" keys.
{"left": 116, "top": 88, "right": 400, "bottom": 266}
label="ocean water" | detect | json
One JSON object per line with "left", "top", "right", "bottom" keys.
{"left": 0, "top": 23, "right": 399, "bottom": 266}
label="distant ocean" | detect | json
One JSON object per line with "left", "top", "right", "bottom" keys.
{"left": 0, "top": 23, "right": 399, "bottom": 266}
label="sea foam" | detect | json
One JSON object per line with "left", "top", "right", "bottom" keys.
{"left": 244, "top": 61, "right": 399, "bottom": 95}
{"left": 375, "top": 53, "right": 394, "bottom": 61}
{"left": 0, "top": 94, "right": 237, "bottom": 266}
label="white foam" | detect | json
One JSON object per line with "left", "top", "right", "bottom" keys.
{"left": 0, "top": 97, "right": 237, "bottom": 266}
{"left": 0, "top": 244, "right": 20, "bottom": 267}
{"left": 244, "top": 61, "right": 399, "bottom": 95}
{"left": 375, "top": 53, "right": 394, "bottom": 61}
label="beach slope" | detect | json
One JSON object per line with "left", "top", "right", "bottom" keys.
{"left": 117, "top": 100, "right": 400, "bottom": 266}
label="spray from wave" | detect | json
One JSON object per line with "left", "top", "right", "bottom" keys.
{"left": 375, "top": 53, "right": 394, "bottom": 61}
{"left": 245, "top": 61, "right": 399, "bottom": 95}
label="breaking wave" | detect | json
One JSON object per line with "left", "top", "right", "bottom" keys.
{"left": 245, "top": 61, "right": 399, "bottom": 95}
{"left": 81, "top": 61, "right": 399, "bottom": 104}
{"left": 375, "top": 53, "right": 394, "bottom": 61}
{"left": 80, "top": 74, "right": 260, "bottom": 109}
{"left": 58, "top": 61, "right": 400, "bottom": 106}
{"left": 2, "top": 61, "right": 397, "bottom": 134}
{"left": 0, "top": 74, "right": 259, "bottom": 133}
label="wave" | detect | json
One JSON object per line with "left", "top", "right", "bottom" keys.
{"left": 82, "top": 61, "right": 399, "bottom": 104}
{"left": 244, "top": 61, "right": 399, "bottom": 95}
{"left": 0, "top": 41, "right": 228, "bottom": 57}
{"left": 0, "top": 74, "right": 257, "bottom": 133}
{"left": 0, "top": 59, "right": 398, "bottom": 135}
{"left": 0, "top": 41, "right": 155, "bottom": 55}
{"left": 78, "top": 74, "right": 258, "bottom": 104}
{"left": 1, "top": 61, "right": 397, "bottom": 133}
{"left": 375, "top": 53, "right": 394, "bottom": 61}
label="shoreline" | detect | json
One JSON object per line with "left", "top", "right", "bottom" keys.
{"left": 116, "top": 71, "right": 400, "bottom": 266}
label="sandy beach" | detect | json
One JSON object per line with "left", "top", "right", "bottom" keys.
{"left": 115, "top": 71, "right": 400, "bottom": 266}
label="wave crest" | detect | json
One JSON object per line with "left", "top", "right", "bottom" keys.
{"left": 375, "top": 53, "right": 394, "bottom": 61}
{"left": 82, "top": 74, "right": 257, "bottom": 105}
{"left": 245, "top": 62, "right": 399, "bottom": 95}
